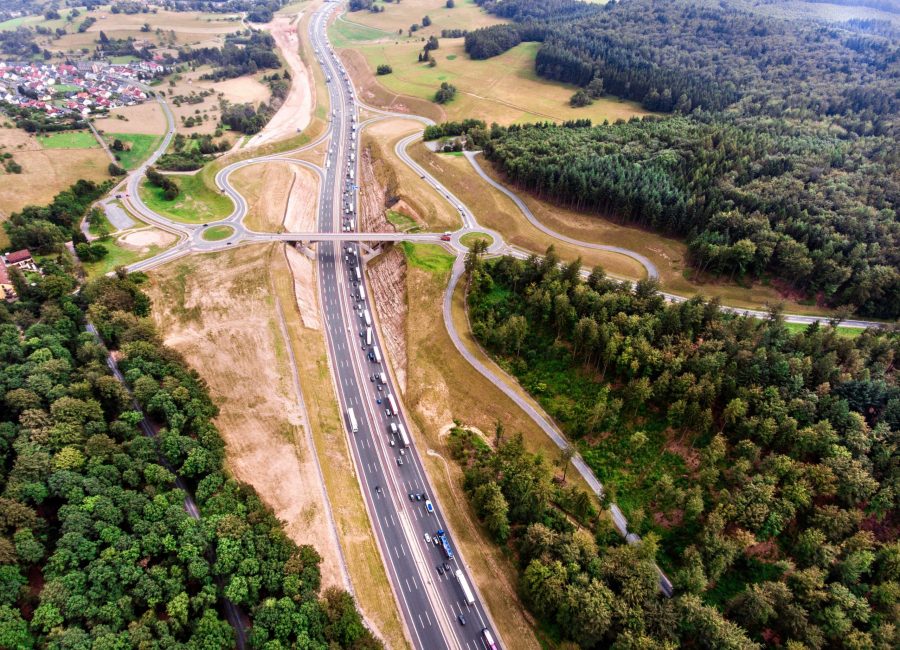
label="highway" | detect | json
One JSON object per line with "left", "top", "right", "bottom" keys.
{"left": 98, "top": 1, "right": 890, "bottom": 644}
{"left": 308, "top": 4, "right": 502, "bottom": 650}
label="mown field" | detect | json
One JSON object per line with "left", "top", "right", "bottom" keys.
{"left": 333, "top": 0, "right": 651, "bottom": 124}
{"left": 38, "top": 130, "right": 99, "bottom": 149}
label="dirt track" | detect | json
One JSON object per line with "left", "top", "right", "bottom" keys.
{"left": 250, "top": 12, "right": 314, "bottom": 147}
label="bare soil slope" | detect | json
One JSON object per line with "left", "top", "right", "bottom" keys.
{"left": 367, "top": 247, "right": 408, "bottom": 392}
{"left": 250, "top": 12, "right": 314, "bottom": 147}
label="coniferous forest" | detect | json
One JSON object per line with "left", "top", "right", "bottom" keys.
{"left": 463, "top": 248, "right": 899, "bottom": 649}
{"left": 461, "top": 0, "right": 900, "bottom": 317}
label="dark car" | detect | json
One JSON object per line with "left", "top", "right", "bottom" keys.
{"left": 457, "top": 614, "right": 466, "bottom": 626}
{"left": 436, "top": 565, "right": 444, "bottom": 576}
{"left": 443, "top": 562, "right": 451, "bottom": 572}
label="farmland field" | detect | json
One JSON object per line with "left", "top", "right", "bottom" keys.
{"left": 332, "top": 1, "right": 652, "bottom": 125}
{"left": 37, "top": 130, "right": 99, "bottom": 149}
{"left": 93, "top": 103, "right": 168, "bottom": 136}
{"left": 43, "top": 8, "right": 243, "bottom": 54}
{"left": 0, "top": 127, "right": 110, "bottom": 244}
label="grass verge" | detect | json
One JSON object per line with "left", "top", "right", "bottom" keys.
{"left": 201, "top": 225, "right": 234, "bottom": 241}
{"left": 408, "top": 141, "right": 648, "bottom": 278}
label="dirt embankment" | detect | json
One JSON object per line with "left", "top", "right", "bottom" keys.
{"left": 283, "top": 167, "right": 319, "bottom": 232}
{"left": 367, "top": 246, "right": 408, "bottom": 393}
{"left": 358, "top": 143, "right": 393, "bottom": 232}
{"left": 361, "top": 135, "right": 429, "bottom": 231}
{"left": 285, "top": 244, "right": 320, "bottom": 330}
{"left": 249, "top": 12, "right": 314, "bottom": 147}
{"left": 340, "top": 48, "right": 445, "bottom": 123}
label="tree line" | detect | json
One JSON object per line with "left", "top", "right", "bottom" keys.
{"left": 469, "top": 0, "right": 899, "bottom": 129}
{"left": 462, "top": 247, "right": 899, "bottom": 648}
{"left": 3, "top": 180, "right": 111, "bottom": 256}
{"left": 179, "top": 31, "right": 280, "bottom": 82}
{"left": 472, "top": 115, "right": 899, "bottom": 318}
{"left": 0, "top": 237, "right": 379, "bottom": 646}
{"left": 160, "top": 0, "right": 285, "bottom": 22}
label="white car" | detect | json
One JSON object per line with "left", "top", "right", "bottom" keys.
{"left": 425, "top": 500, "right": 434, "bottom": 514}
{"left": 424, "top": 532, "right": 432, "bottom": 544}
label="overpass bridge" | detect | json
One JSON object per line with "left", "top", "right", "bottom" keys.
{"left": 254, "top": 231, "right": 446, "bottom": 243}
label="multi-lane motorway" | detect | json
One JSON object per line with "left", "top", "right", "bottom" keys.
{"left": 309, "top": 4, "right": 501, "bottom": 650}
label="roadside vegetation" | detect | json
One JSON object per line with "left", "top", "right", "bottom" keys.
{"left": 464, "top": 246, "right": 899, "bottom": 648}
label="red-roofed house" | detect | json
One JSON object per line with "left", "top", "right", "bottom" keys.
{"left": 4, "top": 249, "right": 38, "bottom": 273}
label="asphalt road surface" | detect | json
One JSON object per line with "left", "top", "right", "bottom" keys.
{"left": 308, "top": 5, "right": 502, "bottom": 650}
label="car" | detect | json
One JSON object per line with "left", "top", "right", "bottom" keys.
{"left": 399, "top": 449, "right": 405, "bottom": 456}
{"left": 424, "top": 532, "right": 432, "bottom": 544}
{"left": 409, "top": 493, "right": 415, "bottom": 501}
{"left": 389, "top": 439, "right": 395, "bottom": 446}
{"left": 440, "top": 233, "right": 452, "bottom": 242}
{"left": 443, "top": 562, "right": 451, "bottom": 572}
{"left": 396, "top": 457, "right": 403, "bottom": 466}
{"left": 436, "top": 565, "right": 444, "bottom": 575}
{"left": 425, "top": 500, "right": 434, "bottom": 514}
{"left": 415, "top": 493, "right": 422, "bottom": 501}
{"left": 457, "top": 614, "right": 466, "bottom": 626}
{"left": 432, "top": 535, "right": 440, "bottom": 547}
{"left": 375, "top": 485, "right": 381, "bottom": 493}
